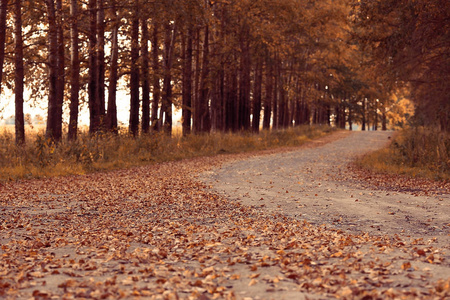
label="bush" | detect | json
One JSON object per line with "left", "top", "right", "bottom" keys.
{"left": 357, "top": 127, "right": 450, "bottom": 180}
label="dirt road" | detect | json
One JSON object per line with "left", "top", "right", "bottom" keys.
{"left": 1, "top": 130, "right": 449, "bottom": 299}
{"left": 202, "top": 131, "right": 450, "bottom": 249}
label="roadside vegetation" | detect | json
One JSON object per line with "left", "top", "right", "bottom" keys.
{"left": 356, "top": 127, "right": 450, "bottom": 181}
{"left": 0, "top": 125, "right": 333, "bottom": 181}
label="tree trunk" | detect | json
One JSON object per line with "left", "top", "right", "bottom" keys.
{"left": 263, "top": 57, "right": 272, "bottom": 130}
{"left": 272, "top": 59, "right": 279, "bottom": 130}
{"left": 141, "top": 18, "right": 150, "bottom": 134}
{"left": 96, "top": 0, "right": 105, "bottom": 128}
{"left": 151, "top": 22, "right": 160, "bottom": 131}
{"left": 182, "top": 27, "right": 193, "bottom": 136}
{"left": 374, "top": 100, "right": 378, "bottom": 130}
{"left": 55, "top": 0, "right": 64, "bottom": 141}
{"left": 105, "top": 0, "right": 118, "bottom": 133}
{"left": 14, "top": 0, "right": 24, "bottom": 145}
{"left": 88, "top": 0, "right": 98, "bottom": 134}
{"left": 45, "top": 0, "right": 59, "bottom": 142}
{"left": 348, "top": 103, "right": 352, "bottom": 130}
{"left": 129, "top": 1, "right": 140, "bottom": 136}
{"left": 193, "top": 28, "right": 201, "bottom": 132}
{"left": 193, "top": 26, "right": 210, "bottom": 133}
{"left": 161, "top": 21, "right": 176, "bottom": 135}
{"left": 278, "top": 83, "right": 286, "bottom": 128}
{"left": 382, "top": 109, "right": 387, "bottom": 131}
{"left": 0, "top": 0, "right": 8, "bottom": 99}
{"left": 68, "top": 0, "right": 80, "bottom": 141}
{"left": 252, "top": 56, "right": 262, "bottom": 133}
{"left": 225, "top": 61, "right": 238, "bottom": 132}
{"left": 238, "top": 28, "right": 251, "bottom": 131}
{"left": 361, "top": 98, "right": 366, "bottom": 130}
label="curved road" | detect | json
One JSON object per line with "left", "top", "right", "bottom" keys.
{"left": 202, "top": 131, "right": 450, "bottom": 249}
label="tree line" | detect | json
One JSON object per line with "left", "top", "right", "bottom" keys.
{"left": 0, "top": 0, "right": 447, "bottom": 145}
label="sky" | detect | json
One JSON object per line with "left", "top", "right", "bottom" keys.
{"left": 0, "top": 88, "right": 182, "bottom": 127}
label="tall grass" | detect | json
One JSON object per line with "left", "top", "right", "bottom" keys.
{"left": 0, "top": 125, "right": 333, "bottom": 181}
{"left": 356, "top": 127, "right": 450, "bottom": 180}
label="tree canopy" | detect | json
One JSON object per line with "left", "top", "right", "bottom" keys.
{"left": 0, "top": 0, "right": 447, "bottom": 143}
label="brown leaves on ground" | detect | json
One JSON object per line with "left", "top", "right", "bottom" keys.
{"left": 348, "top": 164, "right": 450, "bottom": 197}
{"left": 0, "top": 154, "right": 449, "bottom": 299}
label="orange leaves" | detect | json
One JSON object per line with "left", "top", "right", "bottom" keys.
{"left": 0, "top": 155, "right": 448, "bottom": 300}
{"left": 401, "top": 262, "right": 412, "bottom": 271}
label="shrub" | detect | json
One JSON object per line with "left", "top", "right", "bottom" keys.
{"left": 357, "top": 127, "right": 450, "bottom": 180}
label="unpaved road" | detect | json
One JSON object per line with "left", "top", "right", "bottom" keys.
{"left": 202, "top": 131, "right": 450, "bottom": 250}
{"left": 1, "top": 130, "right": 449, "bottom": 299}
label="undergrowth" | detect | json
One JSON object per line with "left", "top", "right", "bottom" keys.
{"left": 356, "top": 127, "right": 450, "bottom": 181}
{"left": 0, "top": 125, "right": 333, "bottom": 181}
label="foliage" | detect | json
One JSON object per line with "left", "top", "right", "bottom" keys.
{"left": 0, "top": 125, "right": 333, "bottom": 181}
{"left": 1, "top": 0, "right": 416, "bottom": 143}
{"left": 353, "top": 0, "right": 450, "bottom": 132}
{"left": 356, "top": 128, "right": 450, "bottom": 180}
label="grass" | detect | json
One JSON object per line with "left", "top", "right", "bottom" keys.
{"left": 0, "top": 125, "right": 334, "bottom": 181}
{"left": 356, "top": 127, "right": 450, "bottom": 181}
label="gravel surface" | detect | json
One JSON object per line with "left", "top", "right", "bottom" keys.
{"left": 202, "top": 130, "right": 450, "bottom": 249}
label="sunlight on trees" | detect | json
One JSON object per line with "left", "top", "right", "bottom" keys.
{"left": 0, "top": 0, "right": 447, "bottom": 144}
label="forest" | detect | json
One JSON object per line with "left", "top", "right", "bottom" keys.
{"left": 0, "top": 0, "right": 448, "bottom": 146}
{"left": 1, "top": 1, "right": 450, "bottom": 298}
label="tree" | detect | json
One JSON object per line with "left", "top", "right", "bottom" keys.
{"left": 0, "top": 0, "right": 418, "bottom": 142}
{"left": 55, "top": 0, "right": 64, "bottom": 140}
{"left": 14, "top": 0, "right": 24, "bottom": 145}
{"left": 151, "top": 21, "right": 161, "bottom": 131}
{"left": 160, "top": 20, "right": 176, "bottom": 135}
{"left": 128, "top": 0, "right": 140, "bottom": 136}
{"left": 141, "top": 17, "right": 150, "bottom": 134}
{"left": 105, "top": 0, "right": 119, "bottom": 133}
{"left": 193, "top": 25, "right": 210, "bottom": 133}
{"left": 354, "top": 0, "right": 450, "bottom": 131}
{"left": 0, "top": 0, "right": 7, "bottom": 99}
{"left": 88, "top": 0, "right": 99, "bottom": 134}
{"left": 252, "top": 55, "right": 263, "bottom": 132}
{"left": 181, "top": 26, "right": 193, "bottom": 136}
{"left": 95, "top": 0, "right": 105, "bottom": 128}
{"left": 68, "top": 0, "right": 80, "bottom": 141}
{"left": 45, "top": 0, "right": 60, "bottom": 141}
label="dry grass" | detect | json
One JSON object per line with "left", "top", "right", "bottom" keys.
{"left": 0, "top": 125, "right": 334, "bottom": 181}
{"left": 356, "top": 128, "right": 450, "bottom": 181}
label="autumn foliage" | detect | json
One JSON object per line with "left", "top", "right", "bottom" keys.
{"left": 0, "top": 0, "right": 427, "bottom": 145}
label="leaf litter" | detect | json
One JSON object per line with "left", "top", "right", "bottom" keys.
{"left": 1, "top": 134, "right": 449, "bottom": 299}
